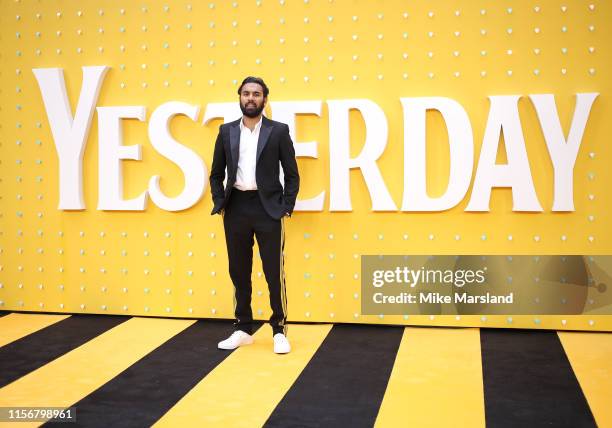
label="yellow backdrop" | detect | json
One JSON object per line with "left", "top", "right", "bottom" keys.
{"left": 1, "top": 0, "right": 610, "bottom": 331}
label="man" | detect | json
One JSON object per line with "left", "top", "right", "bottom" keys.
{"left": 209, "top": 76, "right": 299, "bottom": 354}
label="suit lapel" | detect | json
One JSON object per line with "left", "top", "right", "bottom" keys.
{"left": 256, "top": 118, "right": 273, "bottom": 164}
{"left": 229, "top": 122, "right": 240, "bottom": 172}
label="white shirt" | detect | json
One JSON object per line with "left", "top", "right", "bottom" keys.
{"left": 234, "top": 116, "right": 262, "bottom": 191}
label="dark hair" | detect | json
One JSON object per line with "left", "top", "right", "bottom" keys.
{"left": 237, "top": 76, "right": 269, "bottom": 97}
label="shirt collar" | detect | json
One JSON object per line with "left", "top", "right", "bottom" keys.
{"left": 239, "top": 115, "right": 263, "bottom": 133}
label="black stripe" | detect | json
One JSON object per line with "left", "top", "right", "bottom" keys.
{"left": 0, "top": 311, "right": 9, "bottom": 317}
{"left": 43, "top": 321, "right": 262, "bottom": 428}
{"left": 481, "top": 329, "right": 596, "bottom": 428}
{"left": 0, "top": 314, "right": 129, "bottom": 388}
{"left": 264, "top": 324, "right": 403, "bottom": 428}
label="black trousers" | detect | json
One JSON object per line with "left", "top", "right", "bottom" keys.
{"left": 223, "top": 189, "right": 287, "bottom": 336}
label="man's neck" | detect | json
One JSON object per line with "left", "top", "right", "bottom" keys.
{"left": 242, "top": 115, "right": 262, "bottom": 132}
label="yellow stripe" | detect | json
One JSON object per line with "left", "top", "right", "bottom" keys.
{"left": 558, "top": 331, "right": 612, "bottom": 428}
{"left": 232, "top": 284, "right": 237, "bottom": 325}
{"left": 154, "top": 324, "right": 332, "bottom": 428}
{"left": 375, "top": 327, "right": 485, "bottom": 428}
{"left": 0, "top": 317, "right": 194, "bottom": 428}
{"left": 0, "top": 313, "right": 70, "bottom": 348}
{"left": 280, "top": 217, "right": 287, "bottom": 335}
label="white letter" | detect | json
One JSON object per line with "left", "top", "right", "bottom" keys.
{"left": 97, "top": 106, "right": 148, "bottom": 211}
{"left": 328, "top": 99, "right": 397, "bottom": 211}
{"left": 466, "top": 96, "right": 543, "bottom": 212}
{"left": 32, "top": 66, "right": 109, "bottom": 209}
{"left": 271, "top": 101, "right": 325, "bottom": 211}
{"left": 148, "top": 102, "right": 206, "bottom": 211}
{"left": 529, "top": 93, "right": 599, "bottom": 211}
{"left": 202, "top": 102, "right": 242, "bottom": 125}
{"left": 400, "top": 97, "right": 474, "bottom": 211}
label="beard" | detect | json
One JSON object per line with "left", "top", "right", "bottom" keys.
{"left": 240, "top": 100, "right": 265, "bottom": 118}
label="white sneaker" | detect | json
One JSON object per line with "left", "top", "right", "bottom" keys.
{"left": 218, "top": 330, "right": 253, "bottom": 350}
{"left": 273, "top": 333, "right": 291, "bottom": 354}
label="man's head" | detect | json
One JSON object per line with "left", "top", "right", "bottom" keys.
{"left": 237, "top": 76, "right": 269, "bottom": 118}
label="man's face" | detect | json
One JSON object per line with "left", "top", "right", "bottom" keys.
{"left": 239, "top": 82, "right": 266, "bottom": 118}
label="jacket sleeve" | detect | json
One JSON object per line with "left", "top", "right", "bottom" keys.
{"left": 209, "top": 125, "right": 226, "bottom": 209}
{"left": 279, "top": 124, "right": 300, "bottom": 215}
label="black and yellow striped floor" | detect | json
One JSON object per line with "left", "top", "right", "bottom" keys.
{"left": 0, "top": 312, "right": 610, "bottom": 428}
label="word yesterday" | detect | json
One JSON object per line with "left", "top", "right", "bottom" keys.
{"left": 33, "top": 66, "right": 599, "bottom": 212}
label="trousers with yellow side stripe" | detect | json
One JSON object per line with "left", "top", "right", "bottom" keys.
{"left": 222, "top": 189, "right": 288, "bottom": 337}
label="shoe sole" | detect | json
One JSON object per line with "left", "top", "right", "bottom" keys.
{"left": 218, "top": 338, "right": 253, "bottom": 350}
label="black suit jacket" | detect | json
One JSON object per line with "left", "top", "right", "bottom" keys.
{"left": 209, "top": 116, "right": 300, "bottom": 220}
